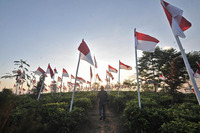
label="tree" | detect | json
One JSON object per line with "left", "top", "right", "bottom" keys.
{"left": 1, "top": 59, "right": 31, "bottom": 94}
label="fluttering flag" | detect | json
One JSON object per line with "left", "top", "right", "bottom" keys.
{"left": 78, "top": 39, "right": 94, "bottom": 65}
{"left": 35, "top": 67, "right": 45, "bottom": 76}
{"left": 46, "top": 64, "right": 54, "bottom": 78}
{"left": 54, "top": 68, "right": 58, "bottom": 74}
{"left": 108, "top": 65, "right": 118, "bottom": 73}
{"left": 94, "top": 56, "right": 98, "bottom": 68}
{"left": 62, "top": 68, "right": 69, "bottom": 77}
{"left": 96, "top": 74, "right": 102, "bottom": 82}
{"left": 90, "top": 66, "right": 93, "bottom": 79}
{"left": 135, "top": 31, "right": 159, "bottom": 52}
{"left": 161, "top": 0, "right": 191, "bottom": 38}
{"left": 71, "top": 74, "right": 75, "bottom": 79}
{"left": 106, "top": 70, "right": 114, "bottom": 80}
{"left": 87, "top": 81, "right": 91, "bottom": 84}
{"left": 159, "top": 74, "right": 166, "bottom": 80}
{"left": 77, "top": 77, "right": 86, "bottom": 83}
{"left": 57, "top": 76, "right": 62, "bottom": 82}
{"left": 119, "top": 61, "right": 132, "bottom": 70}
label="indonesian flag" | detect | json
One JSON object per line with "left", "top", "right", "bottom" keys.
{"left": 87, "top": 81, "right": 91, "bottom": 84}
{"left": 35, "top": 67, "right": 45, "bottom": 76}
{"left": 96, "top": 74, "right": 102, "bottom": 82}
{"left": 71, "top": 74, "right": 75, "bottom": 79}
{"left": 135, "top": 31, "right": 159, "bottom": 52}
{"left": 106, "top": 70, "right": 114, "bottom": 80}
{"left": 108, "top": 65, "right": 118, "bottom": 73}
{"left": 161, "top": 0, "right": 191, "bottom": 38}
{"left": 63, "top": 86, "right": 67, "bottom": 90}
{"left": 62, "top": 68, "right": 69, "bottom": 77}
{"left": 68, "top": 82, "right": 72, "bottom": 85}
{"left": 119, "top": 61, "right": 132, "bottom": 70}
{"left": 54, "top": 68, "right": 58, "bottom": 74}
{"left": 46, "top": 64, "right": 54, "bottom": 78}
{"left": 78, "top": 39, "right": 94, "bottom": 65}
{"left": 57, "top": 76, "right": 62, "bottom": 82}
{"left": 159, "top": 74, "right": 166, "bottom": 80}
{"left": 77, "top": 77, "right": 86, "bottom": 83}
{"left": 33, "top": 79, "right": 36, "bottom": 84}
{"left": 94, "top": 56, "right": 98, "bottom": 68}
{"left": 45, "top": 88, "right": 48, "bottom": 92}
{"left": 90, "top": 66, "right": 93, "bottom": 79}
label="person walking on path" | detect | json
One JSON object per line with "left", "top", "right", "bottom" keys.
{"left": 97, "top": 86, "right": 108, "bottom": 121}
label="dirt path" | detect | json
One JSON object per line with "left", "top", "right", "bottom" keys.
{"left": 80, "top": 101, "right": 123, "bottom": 133}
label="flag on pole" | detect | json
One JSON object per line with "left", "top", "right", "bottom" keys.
{"left": 78, "top": 39, "right": 94, "bottom": 65}
{"left": 119, "top": 61, "right": 132, "bottom": 70}
{"left": 35, "top": 67, "right": 45, "bottom": 76}
{"left": 77, "top": 77, "right": 86, "bottom": 83}
{"left": 108, "top": 65, "right": 118, "bottom": 73}
{"left": 62, "top": 68, "right": 69, "bottom": 77}
{"left": 87, "top": 81, "right": 91, "bottom": 84}
{"left": 57, "top": 76, "right": 62, "bottom": 82}
{"left": 160, "top": 0, "right": 191, "bottom": 38}
{"left": 46, "top": 64, "right": 54, "bottom": 78}
{"left": 159, "top": 74, "right": 166, "bottom": 80}
{"left": 96, "top": 74, "right": 102, "bottom": 82}
{"left": 106, "top": 70, "right": 114, "bottom": 80}
{"left": 94, "top": 56, "right": 98, "bottom": 68}
{"left": 90, "top": 66, "right": 93, "bottom": 79}
{"left": 54, "top": 68, "right": 58, "bottom": 74}
{"left": 135, "top": 31, "right": 159, "bottom": 52}
{"left": 71, "top": 74, "right": 75, "bottom": 79}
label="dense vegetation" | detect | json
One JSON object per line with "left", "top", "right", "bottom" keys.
{"left": 108, "top": 91, "right": 200, "bottom": 133}
{"left": 0, "top": 89, "right": 96, "bottom": 133}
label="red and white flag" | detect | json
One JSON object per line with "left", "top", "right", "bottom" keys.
{"left": 35, "top": 67, "right": 45, "bottom": 76}
{"left": 108, "top": 65, "right": 118, "bottom": 73}
{"left": 46, "top": 64, "right": 54, "bottom": 78}
{"left": 90, "top": 66, "right": 93, "bottom": 79}
{"left": 57, "top": 76, "right": 62, "bottom": 82}
{"left": 159, "top": 74, "right": 166, "bottom": 80}
{"left": 62, "top": 68, "right": 69, "bottom": 77}
{"left": 96, "top": 74, "right": 102, "bottom": 82}
{"left": 77, "top": 77, "right": 86, "bottom": 83}
{"left": 161, "top": 0, "right": 191, "bottom": 38}
{"left": 106, "top": 70, "right": 114, "bottom": 80}
{"left": 94, "top": 56, "right": 98, "bottom": 68}
{"left": 54, "top": 68, "right": 58, "bottom": 74}
{"left": 135, "top": 31, "right": 159, "bottom": 52}
{"left": 71, "top": 74, "right": 75, "bottom": 79}
{"left": 87, "top": 81, "right": 91, "bottom": 84}
{"left": 78, "top": 39, "right": 94, "bottom": 65}
{"left": 120, "top": 61, "right": 132, "bottom": 70}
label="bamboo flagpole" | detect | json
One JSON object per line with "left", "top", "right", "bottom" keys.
{"left": 69, "top": 52, "right": 81, "bottom": 112}
{"left": 118, "top": 60, "right": 120, "bottom": 97}
{"left": 134, "top": 28, "right": 141, "bottom": 109}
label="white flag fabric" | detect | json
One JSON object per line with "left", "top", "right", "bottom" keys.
{"left": 78, "top": 39, "right": 94, "bottom": 65}
{"left": 135, "top": 31, "right": 159, "bottom": 52}
{"left": 161, "top": 0, "right": 191, "bottom": 38}
{"left": 120, "top": 61, "right": 132, "bottom": 70}
{"left": 62, "top": 68, "right": 69, "bottom": 77}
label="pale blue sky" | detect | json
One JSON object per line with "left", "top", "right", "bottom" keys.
{"left": 0, "top": 0, "right": 200, "bottom": 91}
